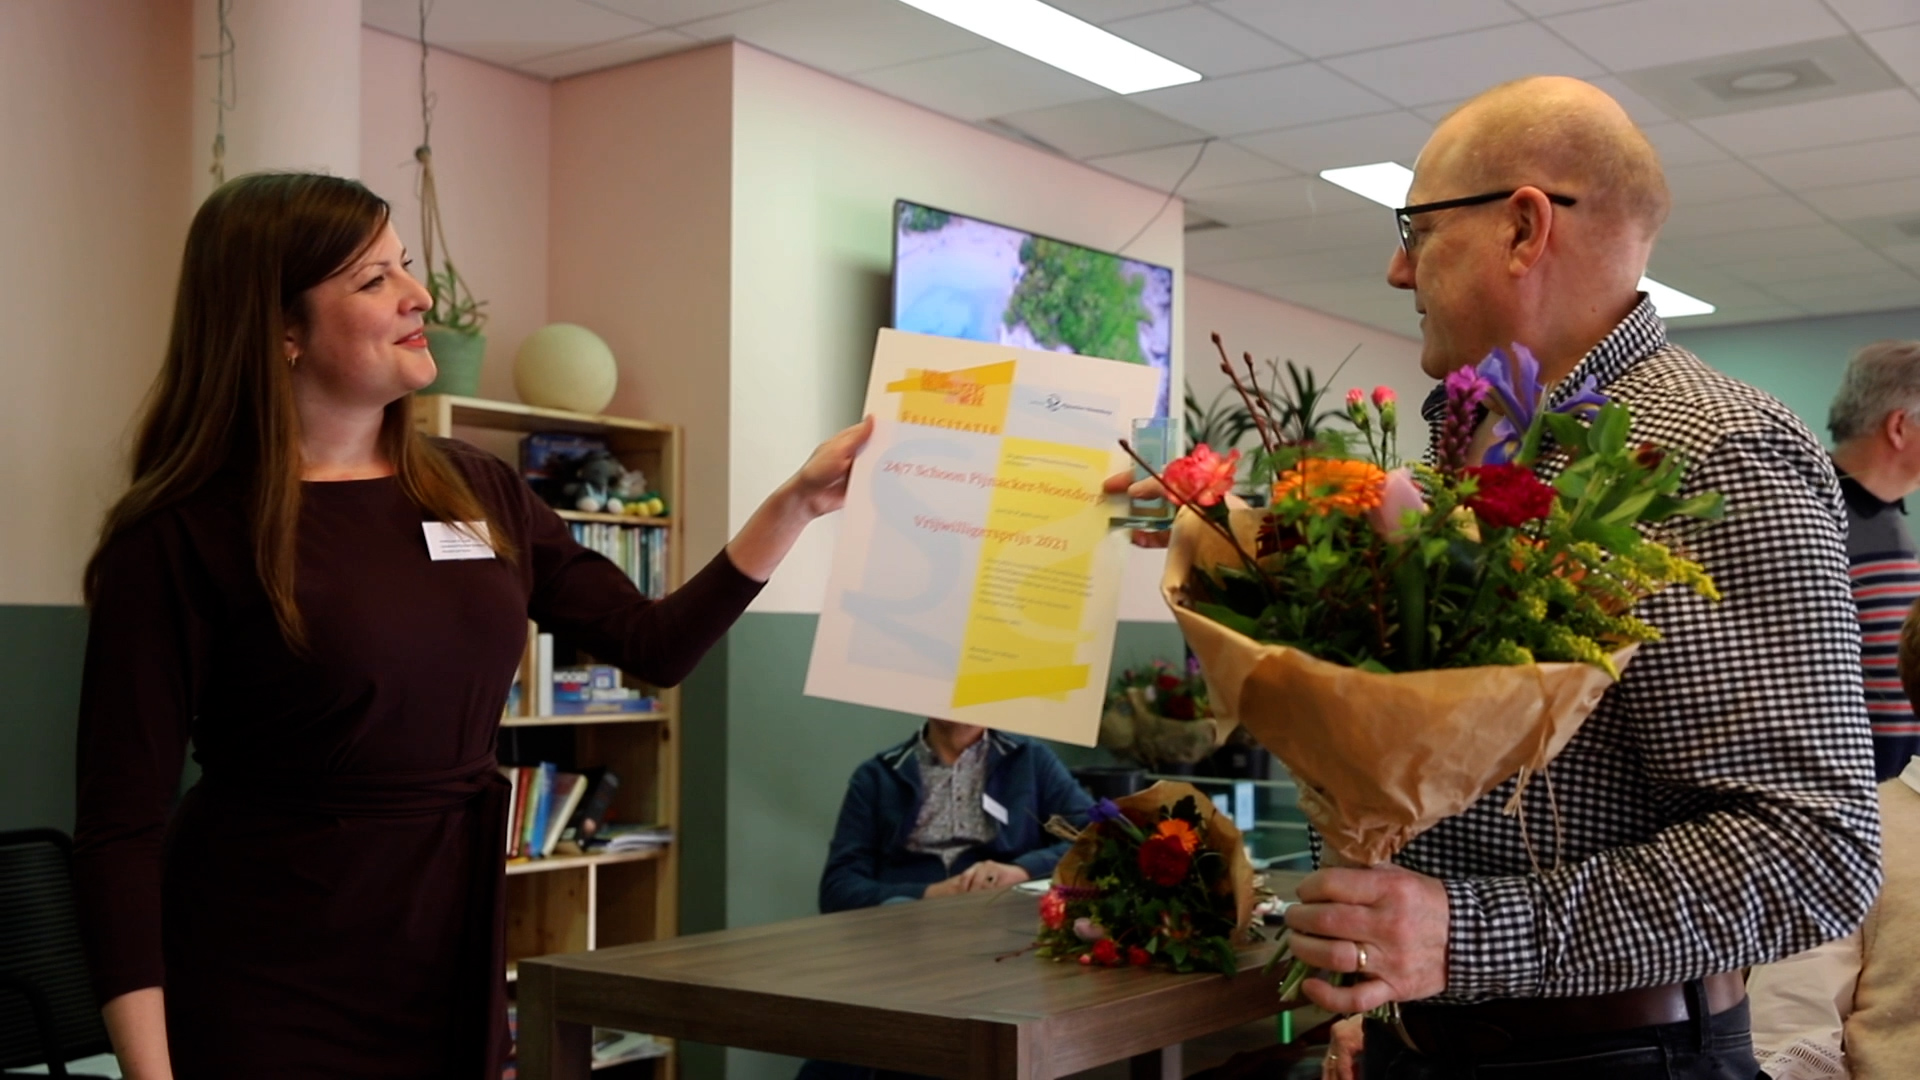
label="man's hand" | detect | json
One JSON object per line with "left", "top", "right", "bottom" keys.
{"left": 1283, "top": 865, "right": 1450, "bottom": 1012}
{"left": 954, "top": 860, "right": 1029, "bottom": 892}
{"left": 923, "top": 875, "right": 965, "bottom": 899}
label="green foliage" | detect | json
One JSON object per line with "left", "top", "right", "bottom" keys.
{"left": 423, "top": 263, "right": 489, "bottom": 335}
{"left": 898, "top": 205, "right": 952, "bottom": 233}
{"left": 1005, "top": 237, "right": 1149, "bottom": 365}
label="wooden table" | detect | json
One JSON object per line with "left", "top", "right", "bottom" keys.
{"left": 517, "top": 872, "right": 1307, "bottom": 1080}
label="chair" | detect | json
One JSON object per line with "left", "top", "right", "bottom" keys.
{"left": 0, "top": 829, "right": 113, "bottom": 1077}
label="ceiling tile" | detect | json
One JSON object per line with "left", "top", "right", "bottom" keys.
{"left": 1240, "top": 208, "right": 1401, "bottom": 256}
{"left": 1208, "top": 0, "right": 1524, "bottom": 59}
{"left": 1324, "top": 23, "right": 1605, "bottom": 108}
{"left": 854, "top": 47, "right": 1109, "bottom": 121}
{"left": 1663, "top": 159, "right": 1781, "bottom": 204}
{"left": 1266, "top": 272, "right": 1402, "bottom": 308}
{"left": 1205, "top": 244, "right": 1394, "bottom": 287}
{"left": 1105, "top": 6, "right": 1298, "bottom": 77}
{"left": 1749, "top": 134, "right": 1920, "bottom": 191}
{"left": 1678, "top": 303, "right": 1808, "bottom": 325}
{"left": 584, "top": 0, "right": 771, "bottom": 27}
{"left": 1185, "top": 175, "right": 1377, "bottom": 226}
{"left": 1797, "top": 292, "right": 1920, "bottom": 316}
{"left": 1668, "top": 221, "right": 1869, "bottom": 261}
{"left": 1658, "top": 194, "right": 1826, "bottom": 238}
{"left": 367, "top": 0, "right": 654, "bottom": 65}
{"left": 1508, "top": 0, "right": 1634, "bottom": 13}
{"left": 1642, "top": 122, "right": 1730, "bottom": 166}
{"left": 995, "top": 98, "right": 1209, "bottom": 158}
{"left": 1087, "top": 140, "right": 1294, "bottom": 192}
{"left": 1132, "top": 63, "right": 1396, "bottom": 136}
{"left": 1828, "top": 0, "right": 1920, "bottom": 34}
{"left": 1885, "top": 242, "right": 1920, "bottom": 269}
{"left": 1774, "top": 270, "right": 1920, "bottom": 301}
{"left": 1235, "top": 111, "right": 1432, "bottom": 174}
{"left": 1545, "top": 0, "right": 1848, "bottom": 71}
{"left": 1583, "top": 75, "right": 1675, "bottom": 127}
{"left": 1803, "top": 175, "right": 1920, "bottom": 220}
{"left": 1184, "top": 224, "right": 1289, "bottom": 265}
{"left": 1046, "top": 0, "right": 1196, "bottom": 23}
{"left": 1690, "top": 88, "right": 1920, "bottom": 156}
{"left": 1865, "top": 24, "right": 1920, "bottom": 84}
{"left": 676, "top": 0, "right": 985, "bottom": 74}
{"left": 519, "top": 28, "right": 698, "bottom": 77}
{"left": 1718, "top": 249, "right": 1903, "bottom": 284}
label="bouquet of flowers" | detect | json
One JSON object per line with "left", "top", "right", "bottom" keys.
{"left": 1034, "top": 782, "right": 1259, "bottom": 974}
{"left": 1098, "top": 657, "right": 1231, "bottom": 768}
{"left": 1132, "top": 337, "right": 1723, "bottom": 994}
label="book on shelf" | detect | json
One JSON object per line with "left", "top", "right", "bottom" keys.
{"left": 543, "top": 772, "right": 589, "bottom": 857}
{"left": 550, "top": 663, "right": 658, "bottom": 715}
{"left": 568, "top": 521, "right": 668, "bottom": 599}
{"left": 520, "top": 432, "right": 610, "bottom": 506}
{"left": 564, "top": 768, "right": 620, "bottom": 843}
{"left": 534, "top": 633, "right": 555, "bottom": 717}
{"left": 592, "top": 823, "right": 673, "bottom": 854}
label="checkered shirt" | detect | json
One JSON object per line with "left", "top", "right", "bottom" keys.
{"left": 1402, "top": 296, "right": 1883, "bottom": 1002}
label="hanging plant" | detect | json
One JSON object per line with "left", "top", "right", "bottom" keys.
{"left": 413, "top": 0, "right": 490, "bottom": 396}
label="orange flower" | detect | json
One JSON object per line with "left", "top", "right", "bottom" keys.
{"left": 1273, "top": 458, "right": 1386, "bottom": 516}
{"left": 1155, "top": 818, "right": 1200, "bottom": 855}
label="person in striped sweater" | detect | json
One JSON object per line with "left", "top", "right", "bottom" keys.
{"left": 1829, "top": 339, "right": 1920, "bottom": 781}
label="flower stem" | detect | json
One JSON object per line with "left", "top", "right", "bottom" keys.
{"left": 1212, "top": 333, "right": 1278, "bottom": 456}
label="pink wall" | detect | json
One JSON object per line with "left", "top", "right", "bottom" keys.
{"left": 548, "top": 46, "right": 738, "bottom": 563}
{"left": 0, "top": 0, "right": 193, "bottom": 604}
{"left": 1186, "top": 274, "right": 1429, "bottom": 455}
{"left": 360, "top": 27, "right": 552, "bottom": 404}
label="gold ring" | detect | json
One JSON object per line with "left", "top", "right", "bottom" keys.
{"left": 1356, "top": 943, "right": 1369, "bottom": 972}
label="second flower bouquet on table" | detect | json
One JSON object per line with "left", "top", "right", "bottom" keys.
{"left": 1136, "top": 338, "right": 1724, "bottom": 951}
{"left": 1034, "top": 782, "right": 1260, "bottom": 974}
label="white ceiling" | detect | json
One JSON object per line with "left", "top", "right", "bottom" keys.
{"left": 362, "top": 0, "right": 1920, "bottom": 337}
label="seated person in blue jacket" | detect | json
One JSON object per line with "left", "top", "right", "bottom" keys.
{"left": 818, "top": 717, "right": 1095, "bottom": 913}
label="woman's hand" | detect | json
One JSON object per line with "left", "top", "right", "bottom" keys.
{"left": 788, "top": 416, "right": 874, "bottom": 520}
{"left": 725, "top": 416, "right": 874, "bottom": 582}
{"left": 1103, "top": 470, "right": 1164, "bottom": 502}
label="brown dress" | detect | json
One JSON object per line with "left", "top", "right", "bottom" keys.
{"left": 72, "top": 440, "right": 762, "bottom": 1079}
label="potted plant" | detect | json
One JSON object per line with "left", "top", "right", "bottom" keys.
{"left": 418, "top": 262, "right": 489, "bottom": 398}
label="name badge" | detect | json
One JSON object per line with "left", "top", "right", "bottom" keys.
{"left": 982, "top": 792, "right": 1009, "bottom": 826}
{"left": 423, "top": 521, "right": 495, "bottom": 561}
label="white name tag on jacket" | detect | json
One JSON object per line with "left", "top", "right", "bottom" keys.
{"left": 422, "top": 521, "right": 494, "bottom": 561}
{"left": 982, "top": 792, "right": 1010, "bottom": 826}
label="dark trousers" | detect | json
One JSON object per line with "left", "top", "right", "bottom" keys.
{"left": 1361, "top": 996, "right": 1764, "bottom": 1080}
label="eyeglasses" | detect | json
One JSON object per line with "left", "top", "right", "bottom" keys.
{"left": 1395, "top": 189, "right": 1578, "bottom": 254}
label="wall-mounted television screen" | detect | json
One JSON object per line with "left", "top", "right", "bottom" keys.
{"left": 890, "top": 200, "right": 1174, "bottom": 418}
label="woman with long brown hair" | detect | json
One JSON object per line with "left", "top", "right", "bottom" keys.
{"left": 73, "top": 172, "right": 868, "bottom": 1079}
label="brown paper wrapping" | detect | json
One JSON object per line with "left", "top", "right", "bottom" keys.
{"left": 1098, "top": 687, "right": 1233, "bottom": 766}
{"left": 1162, "top": 508, "right": 1633, "bottom": 866}
{"left": 1054, "top": 780, "right": 1258, "bottom": 942}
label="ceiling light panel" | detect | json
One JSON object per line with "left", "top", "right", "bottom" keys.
{"left": 892, "top": 0, "right": 1201, "bottom": 94}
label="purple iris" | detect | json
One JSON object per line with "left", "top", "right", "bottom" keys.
{"left": 1088, "top": 798, "right": 1123, "bottom": 825}
{"left": 1476, "top": 344, "right": 1607, "bottom": 465}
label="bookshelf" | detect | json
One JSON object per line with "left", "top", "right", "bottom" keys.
{"left": 414, "top": 394, "right": 684, "bottom": 1075}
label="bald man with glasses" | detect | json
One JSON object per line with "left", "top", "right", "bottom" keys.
{"left": 1289, "top": 76, "right": 1881, "bottom": 1080}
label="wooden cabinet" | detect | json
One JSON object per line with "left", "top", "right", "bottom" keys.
{"left": 414, "top": 394, "right": 682, "bottom": 1073}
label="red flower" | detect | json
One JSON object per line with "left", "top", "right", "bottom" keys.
{"left": 1128, "top": 946, "right": 1152, "bottom": 967}
{"left": 1090, "top": 938, "right": 1122, "bottom": 967}
{"left": 1039, "top": 888, "right": 1068, "bottom": 930}
{"left": 1138, "top": 834, "right": 1193, "bottom": 887}
{"left": 1156, "top": 673, "right": 1181, "bottom": 692}
{"left": 1463, "top": 463, "right": 1556, "bottom": 529}
{"left": 1161, "top": 444, "right": 1240, "bottom": 508}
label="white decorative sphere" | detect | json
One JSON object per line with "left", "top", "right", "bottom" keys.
{"left": 514, "top": 323, "right": 618, "bottom": 414}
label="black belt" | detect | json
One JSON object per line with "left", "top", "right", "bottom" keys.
{"left": 1394, "top": 971, "right": 1746, "bottom": 1057}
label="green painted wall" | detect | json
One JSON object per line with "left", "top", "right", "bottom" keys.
{"left": 0, "top": 605, "right": 88, "bottom": 833}
{"left": 1670, "top": 307, "right": 1920, "bottom": 439}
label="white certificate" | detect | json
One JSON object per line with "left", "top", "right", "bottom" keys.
{"left": 804, "top": 329, "right": 1159, "bottom": 745}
